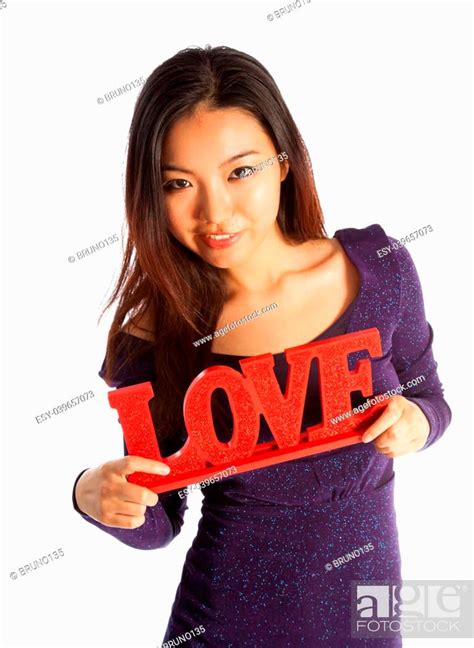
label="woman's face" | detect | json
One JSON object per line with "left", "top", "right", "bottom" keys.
{"left": 161, "top": 105, "right": 289, "bottom": 269}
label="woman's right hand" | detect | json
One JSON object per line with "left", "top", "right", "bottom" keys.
{"left": 74, "top": 456, "right": 171, "bottom": 529}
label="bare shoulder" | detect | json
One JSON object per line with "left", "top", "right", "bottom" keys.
{"left": 299, "top": 236, "right": 354, "bottom": 280}
{"left": 121, "top": 307, "right": 155, "bottom": 342}
{"left": 294, "top": 235, "right": 360, "bottom": 299}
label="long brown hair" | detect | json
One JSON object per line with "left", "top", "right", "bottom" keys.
{"left": 99, "top": 45, "right": 327, "bottom": 454}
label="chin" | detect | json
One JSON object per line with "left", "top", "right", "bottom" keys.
{"left": 202, "top": 254, "right": 242, "bottom": 270}
{"left": 204, "top": 247, "right": 253, "bottom": 270}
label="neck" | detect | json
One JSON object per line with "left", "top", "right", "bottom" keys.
{"left": 222, "top": 222, "right": 299, "bottom": 295}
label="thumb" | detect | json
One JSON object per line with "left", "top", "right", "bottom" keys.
{"left": 116, "top": 455, "right": 171, "bottom": 477}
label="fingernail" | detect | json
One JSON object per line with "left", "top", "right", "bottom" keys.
{"left": 362, "top": 435, "right": 372, "bottom": 443}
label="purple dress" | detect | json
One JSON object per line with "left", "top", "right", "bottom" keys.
{"left": 72, "top": 224, "right": 451, "bottom": 647}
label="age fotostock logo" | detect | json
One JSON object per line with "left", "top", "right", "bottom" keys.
{"left": 350, "top": 580, "right": 473, "bottom": 639}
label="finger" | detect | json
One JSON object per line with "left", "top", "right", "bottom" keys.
{"left": 103, "top": 512, "right": 147, "bottom": 529}
{"left": 115, "top": 455, "right": 171, "bottom": 477}
{"left": 375, "top": 449, "right": 396, "bottom": 458}
{"left": 372, "top": 424, "right": 400, "bottom": 450}
{"left": 116, "top": 481, "right": 160, "bottom": 508}
{"left": 373, "top": 441, "right": 395, "bottom": 454}
{"left": 362, "top": 397, "right": 404, "bottom": 443}
{"left": 111, "top": 499, "right": 147, "bottom": 518}
{"left": 371, "top": 433, "right": 399, "bottom": 456}
{"left": 373, "top": 439, "right": 392, "bottom": 451}
{"left": 373, "top": 429, "right": 419, "bottom": 456}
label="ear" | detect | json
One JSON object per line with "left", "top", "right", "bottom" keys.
{"left": 280, "top": 160, "right": 289, "bottom": 182}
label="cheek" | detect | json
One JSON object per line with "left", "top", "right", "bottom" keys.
{"left": 238, "top": 177, "right": 282, "bottom": 226}
{"left": 165, "top": 197, "right": 196, "bottom": 239}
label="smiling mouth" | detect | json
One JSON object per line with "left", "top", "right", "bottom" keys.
{"left": 200, "top": 231, "right": 243, "bottom": 249}
{"left": 203, "top": 233, "right": 239, "bottom": 240}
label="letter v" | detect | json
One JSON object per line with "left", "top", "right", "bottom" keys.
{"left": 240, "top": 352, "right": 310, "bottom": 449}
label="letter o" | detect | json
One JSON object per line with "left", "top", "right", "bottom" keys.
{"left": 184, "top": 365, "right": 260, "bottom": 464}
{"left": 367, "top": 621, "right": 380, "bottom": 631}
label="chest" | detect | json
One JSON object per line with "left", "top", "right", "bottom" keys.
{"left": 212, "top": 263, "right": 360, "bottom": 356}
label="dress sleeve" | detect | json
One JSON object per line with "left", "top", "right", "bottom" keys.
{"left": 71, "top": 339, "right": 188, "bottom": 550}
{"left": 388, "top": 237, "right": 452, "bottom": 450}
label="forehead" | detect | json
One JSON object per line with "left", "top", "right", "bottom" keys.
{"left": 161, "top": 106, "right": 273, "bottom": 163}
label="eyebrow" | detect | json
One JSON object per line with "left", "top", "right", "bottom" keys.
{"left": 161, "top": 150, "right": 261, "bottom": 174}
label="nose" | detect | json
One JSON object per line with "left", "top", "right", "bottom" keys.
{"left": 197, "top": 181, "right": 234, "bottom": 226}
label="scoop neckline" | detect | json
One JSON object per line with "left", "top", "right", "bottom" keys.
{"left": 118, "top": 298, "right": 356, "bottom": 360}
{"left": 210, "top": 294, "right": 357, "bottom": 360}
{"left": 210, "top": 229, "right": 364, "bottom": 359}
{"left": 118, "top": 229, "right": 365, "bottom": 360}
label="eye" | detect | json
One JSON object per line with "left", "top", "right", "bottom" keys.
{"left": 229, "top": 166, "right": 256, "bottom": 180}
{"left": 163, "top": 178, "right": 191, "bottom": 191}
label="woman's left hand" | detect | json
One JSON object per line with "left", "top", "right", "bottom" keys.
{"left": 361, "top": 395, "right": 431, "bottom": 457}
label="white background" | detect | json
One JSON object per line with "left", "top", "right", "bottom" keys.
{"left": 2, "top": 1, "right": 472, "bottom": 647}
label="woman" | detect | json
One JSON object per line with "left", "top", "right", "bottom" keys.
{"left": 72, "top": 45, "right": 451, "bottom": 647}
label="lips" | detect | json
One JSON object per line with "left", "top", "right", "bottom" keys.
{"left": 200, "top": 232, "right": 242, "bottom": 249}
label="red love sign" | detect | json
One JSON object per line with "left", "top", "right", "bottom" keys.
{"left": 108, "top": 328, "right": 386, "bottom": 494}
